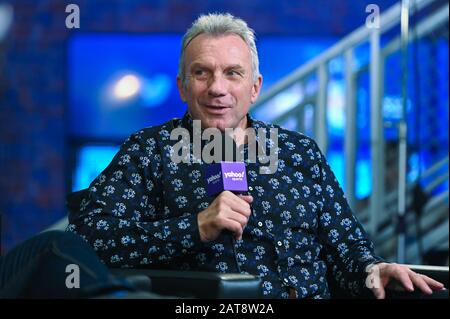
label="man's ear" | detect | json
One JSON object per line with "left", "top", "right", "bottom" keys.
{"left": 176, "top": 76, "right": 186, "bottom": 102}
{"left": 250, "top": 75, "right": 263, "bottom": 104}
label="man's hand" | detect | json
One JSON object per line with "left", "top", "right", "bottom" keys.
{"left": 367, "top": 262, "right": 445, "bottom": 299}
{"left": 197, "top": 191, "right": 253, "bottom": 242}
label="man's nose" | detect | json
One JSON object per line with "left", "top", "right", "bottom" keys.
{"left": 208, "top": 74, "right": 227, "bottom": 97}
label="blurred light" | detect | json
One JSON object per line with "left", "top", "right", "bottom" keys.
{"left": 73, "top": 145, "right": 119, "bottom": 191}
{"left": 356, "top": 159, "right": 371, "bottom": 199}
{"left": 114, "top": 74, "right": 141, "bottom": 99}
{"left": 303, "top": 104, "right": 314, "bottom": 137}
{"left": 327, "top": 81, "right": 345, "bottom": 134}
{"left": 329, "top": 57, "right": 344, "bottom": 75}
{"left": 328, "top": 151, "right": 345, "bottom": 189}
{"left": 252, "top": 83, "right": 303, "bottom": 122}
{"left": 0, "top": 3, "right": 14, "bottom": 41}
{"left": 329, "top": 150, "right": 371, "bottom": 200}
{"left": 141, "top": 74, "right": 171, "bottom": 107}
{"left": 382, "top": 95, "right": 412, "bottom": 121}
{"left": 408, "top": 152, "right": 419, "bottom": 182}
{"left": 280, "top": 117, "right": 298, "bottom": 131}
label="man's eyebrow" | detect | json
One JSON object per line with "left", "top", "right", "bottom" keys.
{"left": 189, "top": 63, "right": 246, "bottom": 71}
{"left": 226, "top": 64, "right": 246, "bottom": 71}
{"left": 189, "top": 62, "right": 210, "bottom": 70}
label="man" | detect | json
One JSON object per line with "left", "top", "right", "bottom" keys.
{"left": 67, "top": 13, "right": 444, "bottom": 299}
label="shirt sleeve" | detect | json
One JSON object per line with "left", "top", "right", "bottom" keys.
{"left": 312, "top": 140, "right": 384, "bottom": 296}
{"left": 67, "top": 130, "right": 205, "bottom": 268}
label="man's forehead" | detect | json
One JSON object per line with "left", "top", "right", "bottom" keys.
{"left": 186, "top": 32, "right": 246, "bottom": 46}
{"left": 185, "top": 33, "right": 250, "bottom": 55}
{"left": 184, "top": 33, "right": 251, "bottom": 68}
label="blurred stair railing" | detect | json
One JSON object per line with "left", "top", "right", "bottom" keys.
{"left": 359, "top": 156, "right": 449, "bottom": 263}
{"left": 251, "top": 0, "right": 448, "bottom": 258}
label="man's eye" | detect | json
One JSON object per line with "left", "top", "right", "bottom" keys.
{"left": 227, "top": 70, "right": 241, "bottom": 77}
{"left": 194, "top": 69, "right": 205, "bottom": 76}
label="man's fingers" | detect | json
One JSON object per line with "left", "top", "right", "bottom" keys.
{"left": 371, "top": 287, "right": 386, "bottom": 299}
{"left": 396, "top": 270, "right": 415, "bottom": 291}
{"left": 410, "top": 273, "right": 444, "bottom": 294}
{"left": 222, "top": 219, "right": 243, "bottom": 240}
{"left": 233, "top": 193, "right": 253, "bottom": 208}
{"left": 222, "top": 193, "right": 252, "bottom": 217}
{"left": 420, "top": 274, "right": 445, "bottom": 290}
{"left": 409, "top": 273, "right": 433, "bottom": 294}
{"left": 227, "top": 210, "right": 249, "bottom": 228}
{"left": 212, "top": 192, "right": 253, "bottom": 240}
{"left": 229, "top": 200, "right": 251, "bottom": 217}
{"left": 239, "top": 194, "right": 254, "bottom": 204}
{"left": 369, "top": 263, "right": 447, "bottom": 299}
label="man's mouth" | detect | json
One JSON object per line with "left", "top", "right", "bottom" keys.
{"left": 203, "top": 104, "right": 231, "bottom": 114}
{"left": 205, "top": 103, "right": 230, "bottom": 108}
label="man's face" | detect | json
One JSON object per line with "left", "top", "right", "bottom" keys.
{"left": 177, "top": 33, "right": 262, "bottom": 132}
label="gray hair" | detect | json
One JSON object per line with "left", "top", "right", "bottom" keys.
{"left": 178, "top": 13, "right": 260, "bottom": 87}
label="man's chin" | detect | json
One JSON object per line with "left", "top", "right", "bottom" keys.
{"left": 201, "top": 119, "right": 233, "bottom": 131}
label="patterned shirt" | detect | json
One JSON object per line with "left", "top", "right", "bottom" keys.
{"left": 67, "top": 111, "right": 383, "bottom": 299}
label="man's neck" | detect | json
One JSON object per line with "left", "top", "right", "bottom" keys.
{"left": 186, "top": 111, "right": 250, "bottom": 147}
{"left": 228, "top": 115, "right": 249, "bottom": 147}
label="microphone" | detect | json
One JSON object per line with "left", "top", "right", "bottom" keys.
{"left": 204, "top": 130, "right": 248, "bottom": 196}
{"left": 204, "top": 161, "right": 249, "bottom": 196}
{"left": 203, "top": 161, "right": 249, "bottom": 273}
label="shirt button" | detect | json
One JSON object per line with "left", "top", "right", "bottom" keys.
{"left": 284, "top": 278, "right": 289, "bottom": 283}
{"left": 248, "top": 186, "right": 253, "bottom": 191}
{"left": 258, "top": 222, "right": 263, "bottom": 227}
{"left": 277, "top": 241, "right": 283, "bottom": 247}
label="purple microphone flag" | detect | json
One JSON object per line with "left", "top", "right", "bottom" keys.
{"left": 204, "top": 162, "right": 248, "bottom": 196}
